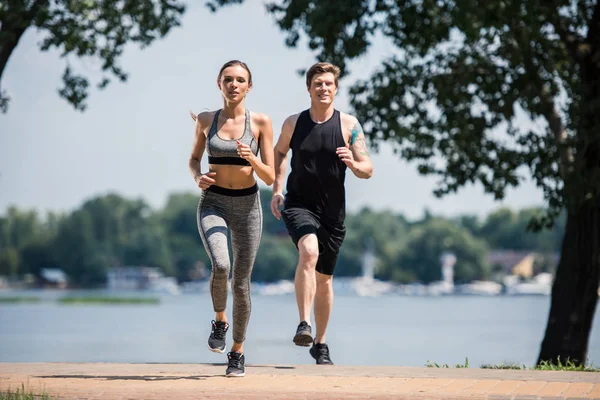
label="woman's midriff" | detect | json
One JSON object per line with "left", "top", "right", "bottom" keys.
{"left": 209, "top": 164, "right": 256, "bottom": 189}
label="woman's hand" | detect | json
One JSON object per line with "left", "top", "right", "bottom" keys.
{"left": 195, "top": 172, "right": 216, "bottom": 190}
{"left": 236, "top": 140, "right": 256, "bottom": 163}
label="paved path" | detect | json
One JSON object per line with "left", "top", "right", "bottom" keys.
{"left": 1, "top": 363, "right": 599, "bottom": 399}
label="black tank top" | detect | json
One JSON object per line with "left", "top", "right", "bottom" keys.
{"left": 285, "top": 109, "right": 347, "bottom": 223}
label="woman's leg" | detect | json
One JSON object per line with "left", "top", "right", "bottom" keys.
{"left": 228, "top": 192, "right": 263, "bottom": 353}
{"left": 197, "top": 192, "right": 231, "bottom": 352}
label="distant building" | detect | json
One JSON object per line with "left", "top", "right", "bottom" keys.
{"left": 487, "top": 250, "right": 560, "bottom": 278}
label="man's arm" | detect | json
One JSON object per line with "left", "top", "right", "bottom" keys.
{"left": 270, "top": 114, "right": 297, "bottom": 219}
{"left": 272, "top": 115, "right": 297, "bottom": 196}
{"left": 340, "top": 115, "right": 373, "bottom": 179}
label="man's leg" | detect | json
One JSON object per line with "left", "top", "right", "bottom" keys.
{"left": 309, "top": 223, "right": 344, "bottom": 365}
{"left": 281, "top": 207, "right": 320, "bottom": 346}
{"left": 295, "top": 233, "right": 319, "bottom": 325}
{"left": 314, "top": 271, "right": 333, "bottom": 344}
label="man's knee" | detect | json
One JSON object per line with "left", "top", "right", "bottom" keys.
{"left": 298, "top": 234, "right": 319, "bottom": 268}
{"left": 315, "top": 272, "right": 333, "bottom": 295}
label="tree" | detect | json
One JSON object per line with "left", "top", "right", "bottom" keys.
{"left": 478, "top": 208, "right": 566, "bottom": 251}
{"left": 0, "top": 0, "right": 186, "bottom": 112}
{"left": 211, "top": 0, "right": 600, "bottom": 366}
{"left": 160, "top": 193, "right": 209, "bottom": 281}
{"left": 0, "top": 247, "right": 19, "bottom": 277}
{"left": 396, "top": 218, "right": 489, "bottom": 284}
{"left": 20, "top": 237, "right": 57, "bottom": 277}
{"left": 342, "top": 208, "right": 410, "bottom": 278}
{"left": 53, "top": 209, "right": 108, "bottom": 285}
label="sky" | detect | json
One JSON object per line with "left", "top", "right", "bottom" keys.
{"left": 0, "top": 1, "right": 545, "bottom": 220}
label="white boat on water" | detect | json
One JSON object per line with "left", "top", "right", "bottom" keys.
{"left": 456, "top": 280, "right": 503, "bottom": 296}
{"left": 504, "top": 273, "right": 552, "bottom": 296}
{"left": 255, "top": 280, "right": 295, "bottom": 296}
{"left": 180, "top": 279, "right": 210, "bottom": 294}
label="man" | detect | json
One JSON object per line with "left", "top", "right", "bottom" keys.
{"left": 270, "top": 62, "right": 374, "bottom": 365}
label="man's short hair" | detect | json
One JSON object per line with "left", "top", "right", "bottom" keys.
{"left": 306, "top": 62, "right": 341, "bottom": 89}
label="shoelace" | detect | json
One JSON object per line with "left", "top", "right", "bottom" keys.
{"left": 297, "top": 322, "right": 309, "bottom": 333}
{"left": 315, "top": 344, "right": 330, "bottom": 358}
{"left": 227, "top": 352, "right": 243, "bottom": 368}
{"left": 212, "top": 320, "right": 227, "bottom": 339}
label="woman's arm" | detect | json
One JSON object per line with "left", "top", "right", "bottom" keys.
{"left": 189, "top": 113, "right": 216, "bottom": 189}
{"left": 237, "top": 113, "right": 275, "bottom": 185}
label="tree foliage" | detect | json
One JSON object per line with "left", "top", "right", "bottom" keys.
{"left": 0, "top": 0, "right": 186, "bottom": 112}
{"left": 209, "top": 0, "right": 599, "bottom": 228}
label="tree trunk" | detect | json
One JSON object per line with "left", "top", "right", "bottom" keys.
{"left": 537, "top": 202, "right": 600, "bottom": 366}
{"left": 0, "top": 18, "right": 29, "bottom": 84}
{"left": 538, "top": 2, "right": 600, "bottom": 365}
{"left": 0, "top": 0, "right": 49, "bottom": 87}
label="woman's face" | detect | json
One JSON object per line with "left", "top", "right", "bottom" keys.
{"left": 218, "top": 65, "right": 252, "bottom": 102}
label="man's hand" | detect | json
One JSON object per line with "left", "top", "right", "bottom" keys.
{"left": 271, "top": 193, "right": 284, "bottom": 220}
{"left": 195, "top": 172, "right": 217, "bottom": 190}
{"left": 336, "top": 144, "right": 356, "bottom": 169}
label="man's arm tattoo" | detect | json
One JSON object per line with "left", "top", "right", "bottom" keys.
{"left": 350, "top": 121, "right": 363, "bottom": 145}
{"left": 353, "top": 136, "right": 370, "bottom": 157}
{"left": 350, "top": 121, "right": 370, "bottom": 157}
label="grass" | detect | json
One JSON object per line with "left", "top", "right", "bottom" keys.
{"left": 0, "top": 297, "right": 41, "bottom": 304}
{"left": 426, "top": 357, "right": 470, "bottom": 368}
{"left": 0, "top": 384, "right": 52, "bottom": 399}
{"left": 57, "top": 296, "right": 160, "bottom": 305}
{"left": 535, "top": 358, "right": 600, "bottom": 372}
{"left": 427, "top": 357, "right": 600, "bottom": 372}
{"left": 481, "top": 363, "right": 526, "bottom": 370}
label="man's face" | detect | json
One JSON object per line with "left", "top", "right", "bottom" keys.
{"left": 308, "top": 72, "right": 337, "bottom": 105}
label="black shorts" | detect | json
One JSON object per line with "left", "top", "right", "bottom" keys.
{"left": 281, "top": 207, "right": 346, "bottom": 275}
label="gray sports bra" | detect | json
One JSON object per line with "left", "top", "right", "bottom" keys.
{"left": 206, "top": 109, "right": 258, "bottom": 166}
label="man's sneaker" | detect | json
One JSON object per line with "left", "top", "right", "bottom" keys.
{"left": 293, "top": 321, "right": 313, "bottom": 347}
{"left": 226, "top": 351, "right": 245, "bottom": 377}
{"left": 310, "top": 342, "right": 334, "bottom": 365}
{"left": 207, "top": 320, "right": 228, "bottom": 353}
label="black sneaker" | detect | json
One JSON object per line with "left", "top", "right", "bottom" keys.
{"left": 293, "top": 321, "right": 313, "bottom": 347}
{"left": 208, "top": 320, "right": 228, "bottom": 353}
{"left": 310, "top": 342, "right": 334, "bottom": 365}
{"left": 226, "top": 351, "right": 245, "bottom": 377}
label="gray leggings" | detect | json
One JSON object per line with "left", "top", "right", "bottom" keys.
{"left": 197, "top": 184, "right": 262, "bottom": 343}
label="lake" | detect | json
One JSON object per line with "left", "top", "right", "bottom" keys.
{"left": 1, "top": 291, "right": 599, "bottom": 368}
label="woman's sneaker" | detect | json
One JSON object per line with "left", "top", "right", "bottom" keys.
{"left": 208, "top": 320, "right": 228, "bottom": 353}
{"left": 226, "top": 351, "right": 245, "bottom": 377}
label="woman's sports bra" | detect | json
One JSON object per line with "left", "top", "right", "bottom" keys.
{"left": 206, "top": 109, "right": 258, "bottom": 166}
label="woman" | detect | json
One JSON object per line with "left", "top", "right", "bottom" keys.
{"left": 189, "top": 60, "right": 274, "bottom": 377}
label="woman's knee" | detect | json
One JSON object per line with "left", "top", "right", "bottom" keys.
{"left": 211, "top": 258, "right": 230, "bottom": 276}
{"left": 231, "top": 276, "right": 250, "bottom": 298}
